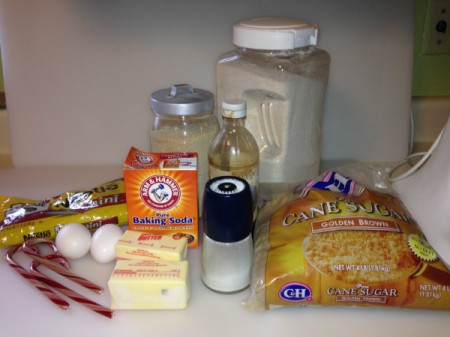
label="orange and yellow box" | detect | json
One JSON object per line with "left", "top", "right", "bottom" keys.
{"left": 123, "top": 147, "right": 199, "bottom": 248}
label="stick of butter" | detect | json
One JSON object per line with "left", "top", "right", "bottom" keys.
{"left": 108, "top": 259, "right": 190, "bottom": 310}
{"left": 115, "top": 230, "right": 188, "bottom": 261}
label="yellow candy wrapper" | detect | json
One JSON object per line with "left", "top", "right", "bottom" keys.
{"left": 0, "top": 178, "right": 128, "bottom": 248}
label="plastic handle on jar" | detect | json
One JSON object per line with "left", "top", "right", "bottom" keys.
{"left": 260, "top": 101, "right": 280, "bottom": 148}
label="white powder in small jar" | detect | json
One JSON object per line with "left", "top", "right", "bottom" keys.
{"left": 150, "top": 84, "right": 219, "bottom": 213}
{"left": 151, "top": 118, "right": 219, "bottom": 212}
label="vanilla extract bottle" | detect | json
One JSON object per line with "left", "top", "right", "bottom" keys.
{"left": 208, "top": 99, "right": 259, "bottom": 217}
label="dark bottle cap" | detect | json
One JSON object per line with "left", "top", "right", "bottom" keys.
{"left": 202, "top": 176, "right": 253, "bottom": 243}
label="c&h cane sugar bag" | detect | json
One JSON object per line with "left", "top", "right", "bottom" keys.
{"left": 244, "top": 171, "right": 450, "bottom": 311}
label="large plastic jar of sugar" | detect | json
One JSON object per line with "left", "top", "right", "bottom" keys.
{"left": 217, "top": 17, "right": 330, "bottom": 183}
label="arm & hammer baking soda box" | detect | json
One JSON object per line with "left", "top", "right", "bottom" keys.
{"left": 123, "top": 147, "right": 198, "bottom": 247}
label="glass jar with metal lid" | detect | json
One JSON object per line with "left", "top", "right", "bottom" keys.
{"left": 150, "top": 84, "right": 219, "bottom": 211}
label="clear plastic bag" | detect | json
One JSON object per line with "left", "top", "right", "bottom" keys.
{"left": 244, "top": 167, "right": 450, "bottom": 311}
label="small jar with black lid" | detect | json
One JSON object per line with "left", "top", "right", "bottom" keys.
{"left": 201, "top": 176, "right": 254, "bottom": 293}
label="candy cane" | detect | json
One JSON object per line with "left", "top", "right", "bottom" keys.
{"left": 22, "top": 238, "right": 104, "bottom": 294}
{"left": 5, "top": 244, "right": 70, "bottom": 310}
{"left": 29, "top": 261, "right": 113, "bottom": 319}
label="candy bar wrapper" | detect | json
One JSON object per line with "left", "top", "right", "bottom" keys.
{"left": 0, "top": 179, "right": 128, "bottom": 248}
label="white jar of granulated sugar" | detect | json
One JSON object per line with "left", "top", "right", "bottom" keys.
{"left": 150, "top": 84, "right": 219, "bottom": 211}
{"left": 217, "top": 18, "right": 331, "bottom": 183}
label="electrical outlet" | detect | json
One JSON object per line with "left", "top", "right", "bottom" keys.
{"left": 413, "top": 0, "right": 450, "bottom": 96}
{"left": 422, "top": 0, "right": 450, "bottom": 55}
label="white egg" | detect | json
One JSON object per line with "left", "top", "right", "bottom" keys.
{"left": 55, "top": 223, "right": 92, "bottom": 260}
{"left": 90, "top": 224, "right": 124, "bottom": 263}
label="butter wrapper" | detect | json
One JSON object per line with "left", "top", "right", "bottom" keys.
{"left": 108, "top": 259, "right": 189, "bottom": 310}
{"left": 115, "top": 230, "right": 188, "bottom": 261}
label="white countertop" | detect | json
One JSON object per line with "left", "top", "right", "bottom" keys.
{"left": 1, "top": 166, "right": 449, "bottom": 337}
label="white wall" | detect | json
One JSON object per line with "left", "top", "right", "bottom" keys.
{"left": 0, "top": 0, "right": 415, "bottom": 167}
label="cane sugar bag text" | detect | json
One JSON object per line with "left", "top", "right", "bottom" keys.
{"left": 245, "top": 176, "right": 450, "bottom": 311}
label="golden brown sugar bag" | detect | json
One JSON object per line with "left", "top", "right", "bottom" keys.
{"left": 244, "top": 176, "right": 450, "bottom": 311}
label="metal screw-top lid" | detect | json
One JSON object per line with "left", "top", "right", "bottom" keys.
{"left": 150, "top": 84, "right": 214, "bottom": 116}
{"left": 202, "top": 176, "right": 253, "bottom": 243}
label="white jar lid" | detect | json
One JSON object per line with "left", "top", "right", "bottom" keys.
{"left": 222, "top": 98, "right": 247, "bottom": 118}
{"left": 233, "top": 17, "right": 318, "bottom": 50}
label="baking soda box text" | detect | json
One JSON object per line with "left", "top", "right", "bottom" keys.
{"left": 123, "top": 147, "right": 199, "bottom": 248}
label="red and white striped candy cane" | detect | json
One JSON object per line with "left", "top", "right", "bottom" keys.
{"left": 23, "top": 238, "right": 104, "bottom": 294}
{"left": 29, "top": 261, "right": 113, "bottom": 319}
{"left": 5, "top": 244, "right": 70, "bottom": 310}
